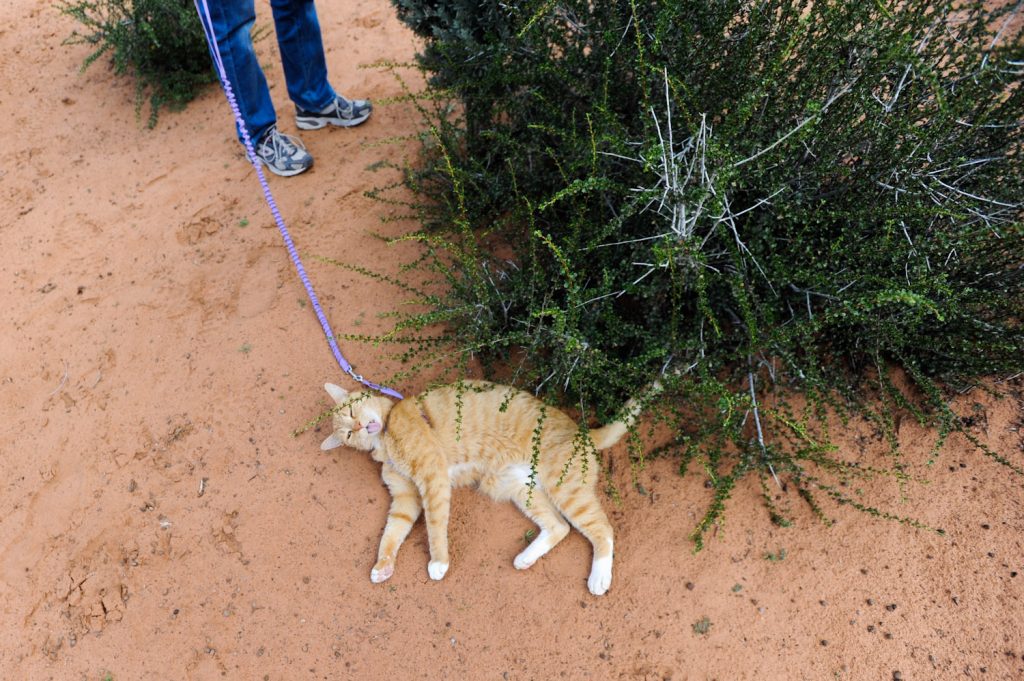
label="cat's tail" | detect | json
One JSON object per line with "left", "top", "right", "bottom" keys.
{"left": 588, "top": 380, "right": 664, "bottom": 450}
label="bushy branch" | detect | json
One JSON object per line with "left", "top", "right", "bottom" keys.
{"left": 61, "top": 0, "right": 214, "bottom": 126}
{"left": 369, "top": 0, "right": 1024, "bottom": 546}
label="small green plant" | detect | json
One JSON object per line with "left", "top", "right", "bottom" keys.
{"left": 765, "top": 548, "right": 788, "bottom": 562}
{"left": 238, "top": 218, "right": 249, "bottom": 228}
{"left": 731, "top": 583, "right": 744, "bottom": 593}
{"left": 60, "top": 0, "right": 215, "bottom": 126}
{"left": 239, "top": 342, "right": 252, "bottom": 354}
{"left": 692, "top": 616, "right": 712, "bottom": 635}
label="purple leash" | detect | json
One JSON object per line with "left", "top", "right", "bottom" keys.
{"left": 193, "top": 0, "right": 403, "bottom": 400}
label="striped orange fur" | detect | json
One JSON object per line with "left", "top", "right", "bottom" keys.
{"left": 320, "top": 380, "right": 642, "bottom": 595}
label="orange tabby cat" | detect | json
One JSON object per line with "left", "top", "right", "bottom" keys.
{"left": 319, "top": 380, "right": 640, "bottom": 595}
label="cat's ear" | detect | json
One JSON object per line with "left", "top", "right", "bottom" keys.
{"left": 321, "top": 432, "right": 345, "bottom": 451}
{"left": 324, "top": 383, "right": 348, "bottom": 405}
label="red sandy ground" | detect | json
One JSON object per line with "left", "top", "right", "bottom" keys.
{"left": 1, "top": 1, "right": 1022, "bottom": 679}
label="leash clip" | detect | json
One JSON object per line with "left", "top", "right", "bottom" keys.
{"left": 346, "top": 367, "right": 365, "bottom": 384}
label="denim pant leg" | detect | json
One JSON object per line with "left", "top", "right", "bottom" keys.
{"left": 203, "top": 0, "right": 277, "bottom": 145}
{"left": 270, "top": 0, "right": 336, "bottom": 112}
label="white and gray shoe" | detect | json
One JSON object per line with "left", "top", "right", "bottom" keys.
{"left": 254, "top": 125, "right": 313, "bottom": 177}
{"left": 295, "top": 95, "right": 372, "bottom": 130}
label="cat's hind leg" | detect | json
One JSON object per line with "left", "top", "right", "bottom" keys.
{"left": 481, "top": 464, "right": 570, "bottom": 570}
{"left": 372, "top": 464, "right": 422, "bottom": 583}
{"left": 548, "top": 484, "right": 614, "bottom": 596}
{"left": 509, "top": 486, "right": 570, "bottom": 570}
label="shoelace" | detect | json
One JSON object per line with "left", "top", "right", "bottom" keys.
{"left": 260, "top": 128, "right": 306, "bottom": 162}
{"left": 326, "top": 96, "right": 366, "bottom": 118}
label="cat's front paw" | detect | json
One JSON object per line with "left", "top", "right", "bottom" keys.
{"left": 427, "top": 561, "right": 449, "bottom": 581}
{"left": 371, "top": 558, "right": 395, "bottom": 583}
{"left": 587, "top": 556, "right": 613, "bottom": 596}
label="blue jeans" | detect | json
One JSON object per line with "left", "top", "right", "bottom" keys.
{"left": 200, "top": 0, "right": 337, "bottom": 145}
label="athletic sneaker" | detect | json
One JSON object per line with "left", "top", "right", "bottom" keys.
{"left": 295, "top": 95, "right": 373, "bottom": 130}
{"left": 254, "top": 126, "right": 313, "bottom": 177}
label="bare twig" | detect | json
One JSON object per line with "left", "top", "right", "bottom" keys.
{"left": 735, "top": 81, "right": 856, "bottom": 167}
{"left": 748, "top": 371, "right": 781, "bottom": 489}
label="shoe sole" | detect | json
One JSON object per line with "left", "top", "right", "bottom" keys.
{"left": 255, "top": 156, "right": 313, "bottom": 177}
{"left": 294, "top": 111, "right": 371, "bottom": 130}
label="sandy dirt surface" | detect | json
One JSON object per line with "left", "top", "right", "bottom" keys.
{"left": 2, "top": 1, "right": 1023, "bottom": 679}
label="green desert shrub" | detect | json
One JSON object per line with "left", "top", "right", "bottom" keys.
{"left": 61, "top": 0, "right": 214, "bottom": 126}
{"left": 369, "top": 0, "right": 1024, "bottom": 545}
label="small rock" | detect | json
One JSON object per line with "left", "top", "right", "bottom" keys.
{"left": 685, "top": 582, "right": 695, "bottom": 591}
{"left": 893, "top": 672, "right": 903, "bottom": 680}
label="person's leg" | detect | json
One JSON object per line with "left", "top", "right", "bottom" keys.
{"left": 268, "top": 0, "right": 335, "bottom": 112}
{"left": 203, "top": 0, "right": 277, "bottom": 145}
{"left": 269, "top": 0, "right": 372, "bottom": 129}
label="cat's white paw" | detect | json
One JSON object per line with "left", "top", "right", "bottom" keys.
{"left": 513, "top": 552, "right": 535, "bottom": 570}
{"left": 370, "top": 561, "right": 394, "bottom": 583}
{"left": 427, "top": 561, "right": 449, "bottom": 581}
{"left": 587, "top": 556, "right": 613, "bottom": 596}
{"left": 514, "top": 529, "right": 556, "bottom": 570}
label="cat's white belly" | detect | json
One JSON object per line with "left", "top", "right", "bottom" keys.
{"left": 448, "top": 462, "right": 482, "bottom": 487}
{"left": 505, "top": 464, "right": 533, "bottom": 486}
{"left": 478, "top": 463, "right": 535, "bottom": 501}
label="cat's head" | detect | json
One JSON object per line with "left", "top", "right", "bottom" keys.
{"left": 319, "top": 383, "right": 393, "bottom": 452}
